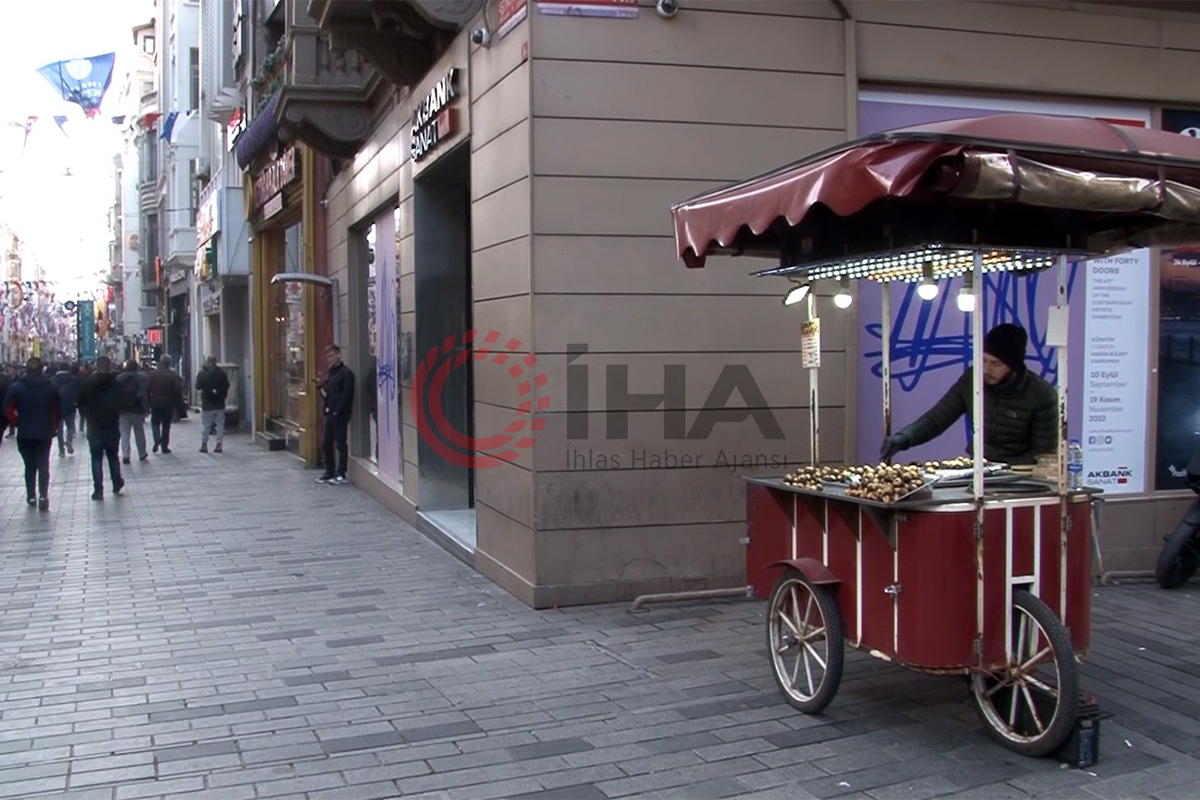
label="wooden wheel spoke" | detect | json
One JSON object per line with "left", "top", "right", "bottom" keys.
{"left": 984, "top": 675, "right": 1017, "bottom": 699}
{"left": 799, "top": 625, "right": 826, "bottom": 644}
{"left": 1018, "top": 646, "right": 1053, "bottom": 675}
{"left": 778, "top": 612, "right": 800, "bottom": 638}
{"left": 802, "top": 641, "right": 827, "bottom": 670}
{"left": 1022, "top": 673, "right": 1059, "bottom": 697}
{"left": 1019, "top": 684, "right": 1047, "bottom": 734}
{"left": 802, "top": 646, "right": 815, "bottom": 696}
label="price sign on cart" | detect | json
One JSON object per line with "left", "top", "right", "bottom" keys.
{"left": 801, "top": 319, "right": 820, "bottom": 369}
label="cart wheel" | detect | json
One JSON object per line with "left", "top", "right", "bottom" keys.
{"left": 970, "top": 590, "right": 1079, "bottom": 757}
{"left": 766, "top": 568, "right": 844, "bottom": 714}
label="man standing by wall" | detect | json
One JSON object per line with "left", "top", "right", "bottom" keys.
{"left": 116, "top": 360, "right": 150, "bottom": 465}
{"left": 51, "top": 362, "right": 81, "bottom": 457}
{"left": 196, "top": 356, "right": 229, "bottom": 454}
{"left": 315, "top": 344, "right": 354, "bottom": 485}
{"left": 148, "top": 355, "right": 183, "bottom": 454}
{"left": 3, "top": 357, "right": 60, "bottom": 510}
{"left": 78, "top": 357, "right": 125, "bottom": 500}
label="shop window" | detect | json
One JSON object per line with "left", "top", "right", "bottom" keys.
{"left": 365, "top": 223, "right": 378, "bottom": 464}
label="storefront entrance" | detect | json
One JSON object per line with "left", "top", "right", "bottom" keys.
{"left": 265, "top": 221, "right": 306, "bottom": 455}
{"left": 414, "top": 143, "right": 475, "bottom": 549}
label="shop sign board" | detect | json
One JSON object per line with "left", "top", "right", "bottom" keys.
{"left": 77, "top": 299, "right": 95, "bottom": 361}
{"left": 497, "top": 0, "right": 528, "bottom": 38}
{"left": 536, "top": 0, "right": 639, "bottom": 19}
{"left": 146, "top": 327, "right": 162, "bottom": 345}
{"left": 1080, "top": 252, "right": 1150, "bottom": 494}
{"left": 197, "top": 184, "right": 220, "bottom": 245}
{"left": 263, "top": 192, "right": 285, "bottom": 220}
{"left": 253, "top": 145, "right": 299, "bottom": 208}
{"left": 411, "top": 69, "right": 460, "bottom": 162}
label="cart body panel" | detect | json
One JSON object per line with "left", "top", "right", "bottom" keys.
{"left": 746, "top": 477, "right": 1094, "bottom": 670}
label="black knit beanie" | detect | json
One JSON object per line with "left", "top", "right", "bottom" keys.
{"left": 983, "top": 324, "right": 1028, "bottom": 373}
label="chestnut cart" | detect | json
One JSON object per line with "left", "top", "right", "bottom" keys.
{"left": 671, "top": 114, "right": 1200, "bottom": 757}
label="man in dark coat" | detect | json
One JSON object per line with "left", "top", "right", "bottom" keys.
{"left": 195, "top": 356, "right": 230, "bottom": 453}
{"left": 51, "top": 362, "right": 82, "bottom": 457}
{"left": 315, "top": 344, "right": 355, "bottom": 485}
{"left": 3, "top": 357, "right": 61, "bottom": 510}
{"left": 116, "top": 360, "right": 150, "bottom": 464}
{"left": 147, "top": 354, "right": 184, "bottom": 454}
{"left": 880, "top": 324, "right": 1058, "bottom": 466}
{"left": 77, "top": 357, "right": 125, "bottom": 500}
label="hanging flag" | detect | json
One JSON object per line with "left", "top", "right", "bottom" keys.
{"left": 23, "top": 116, "right": 37, "bottom": 149}
{"left": 168, "top": 110, "right": 197, "bottom": 144}
{"left": 159, "top": 110, "right": 179, "bottom": 141}
{"left": 141, "top": 111, "right": 162, "bottom": 129}
{"left": 110, "top": 114, "right": 126, "bottom": 125}
{"left": 53, "top": 115, "right": 69, "bottom": 136}
{"left": 36, "top": 53, "right": 117, "bottom": 117}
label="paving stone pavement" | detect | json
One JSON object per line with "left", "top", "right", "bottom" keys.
{"left": 2, "top": 428, "right": 1200, "bottom": 799}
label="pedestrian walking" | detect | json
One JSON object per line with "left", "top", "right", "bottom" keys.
{"left": 195, "top": 356, "right": 229, "bottom": 453}
{"left": 2, "top": 357, "right": 61, "bottom": 510}
{"left": 147, "top": 355, "right": 183, "bottom": 454}
{"left": 0, "top": 368, "right": 11, "bottom": 447}
{"left": 51, "top": 362, "right": 82, "bottom": 457}
{"left": 315, "top": 344, "right": 354, "bottom": 485}
{"left": 116, "top": 359, "right": 149, "bottom": 465}
{"left": 77, "top": 357, "right": 125, "bottom": 500}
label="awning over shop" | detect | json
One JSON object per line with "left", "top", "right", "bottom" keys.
{"left": 235, "top": 94, "right": 279, "bottom": 171}
{"left": 672, "top": 114, "right": 1200, "bottom": 270}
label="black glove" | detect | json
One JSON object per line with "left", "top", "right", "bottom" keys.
{"left": 880, "top": 433, "right": 909, "bottom": 464}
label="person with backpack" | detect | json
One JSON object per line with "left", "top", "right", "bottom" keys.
{"left": 196, "top": 356, "right": 230, "bottom": 453}
{"left": 116, "top": 359, "right": 149, "bottom": 464}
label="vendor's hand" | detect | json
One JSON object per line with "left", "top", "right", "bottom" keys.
{"left": 880, "top": 434, "right": 908, "bottom": 463}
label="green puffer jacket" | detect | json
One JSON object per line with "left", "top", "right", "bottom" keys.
{"left": 896, "top": 368, "right": 1058, "bottom": 465}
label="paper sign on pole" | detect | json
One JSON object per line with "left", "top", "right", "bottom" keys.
{"left": 801, "top": 319, "right": 821, "bottom": 369}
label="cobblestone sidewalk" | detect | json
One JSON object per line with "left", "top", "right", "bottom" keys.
{"left": 1, "top": 430, "right": 1199, "bottom": 799}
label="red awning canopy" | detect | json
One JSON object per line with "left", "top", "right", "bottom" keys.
{"left": 672, "top": 114, "right": 1200, "bottom": 269}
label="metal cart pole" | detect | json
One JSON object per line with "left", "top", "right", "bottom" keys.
{"left": 881, "top": 282, "right": 891, "bottom": 439}
{"left": 971, "top": 250, "right": 986, "bottom": 662}
{"left": 1057, "top": 255, "right": 1071, "bottom": 615}
{"left": 807, "top": 290, "right": 820, "bottom": 466}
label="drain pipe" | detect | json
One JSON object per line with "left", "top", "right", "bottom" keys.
{"left": 629, "top": 586, "right": 750, "bottom": 612}
{"left": 1099, "top": 570, "right": 1155, "bottom": 586}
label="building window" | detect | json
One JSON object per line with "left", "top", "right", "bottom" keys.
{"left": 190, "top": 47, "right": 200, "bottom": 110}
{"left": 143, "top": 35, "right": 156, "bottom": 55}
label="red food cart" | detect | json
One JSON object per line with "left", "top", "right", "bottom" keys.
{"left": 671, "top": 115, "right": 1200, "bottom": 757}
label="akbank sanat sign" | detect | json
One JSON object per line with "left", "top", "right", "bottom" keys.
{"left": 411, "top": 68, "right": 460, "bottom": 162}
{"left": 253, "top": 145, "right": 300, "bottom": 211}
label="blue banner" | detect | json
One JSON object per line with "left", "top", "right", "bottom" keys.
{"left": 37, "top": 53, "right": 116, "bottom": 117}
{"left": 77, "top": 300, "right": 95, "bottom": 362}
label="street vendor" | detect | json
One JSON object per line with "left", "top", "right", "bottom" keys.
{"left": 880, "top": 323, "right": 1057, "bottom": 466}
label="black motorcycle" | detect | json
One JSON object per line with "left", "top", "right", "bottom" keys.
{"left": 1156, "top": 448, "right": 1200, "bottom": 589}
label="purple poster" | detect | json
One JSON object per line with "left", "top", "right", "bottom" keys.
{"left": 854, "top": 93, "right": 1149, "bottom": 468}
{"left": 374, "top": 208, "right": 401, "bottom": 482}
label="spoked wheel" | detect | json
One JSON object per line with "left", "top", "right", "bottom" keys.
{"left": 766, "top": 568, "right": 844, "bottom": 714}
{"left": 970, "top": 590, "right": 1078, "bottom": 757}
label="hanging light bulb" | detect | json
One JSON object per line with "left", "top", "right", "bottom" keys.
{"left": 783, "top": 282, "right": 810, "bottom": 307}
{"left": 956, "top": 270, "right": 976, "bottom": 313}
{"left": 917, "top": 261, "right": 939, "bottom": 301}
{"left": 833, "top": 276, "right": 853, "bottom": 309}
